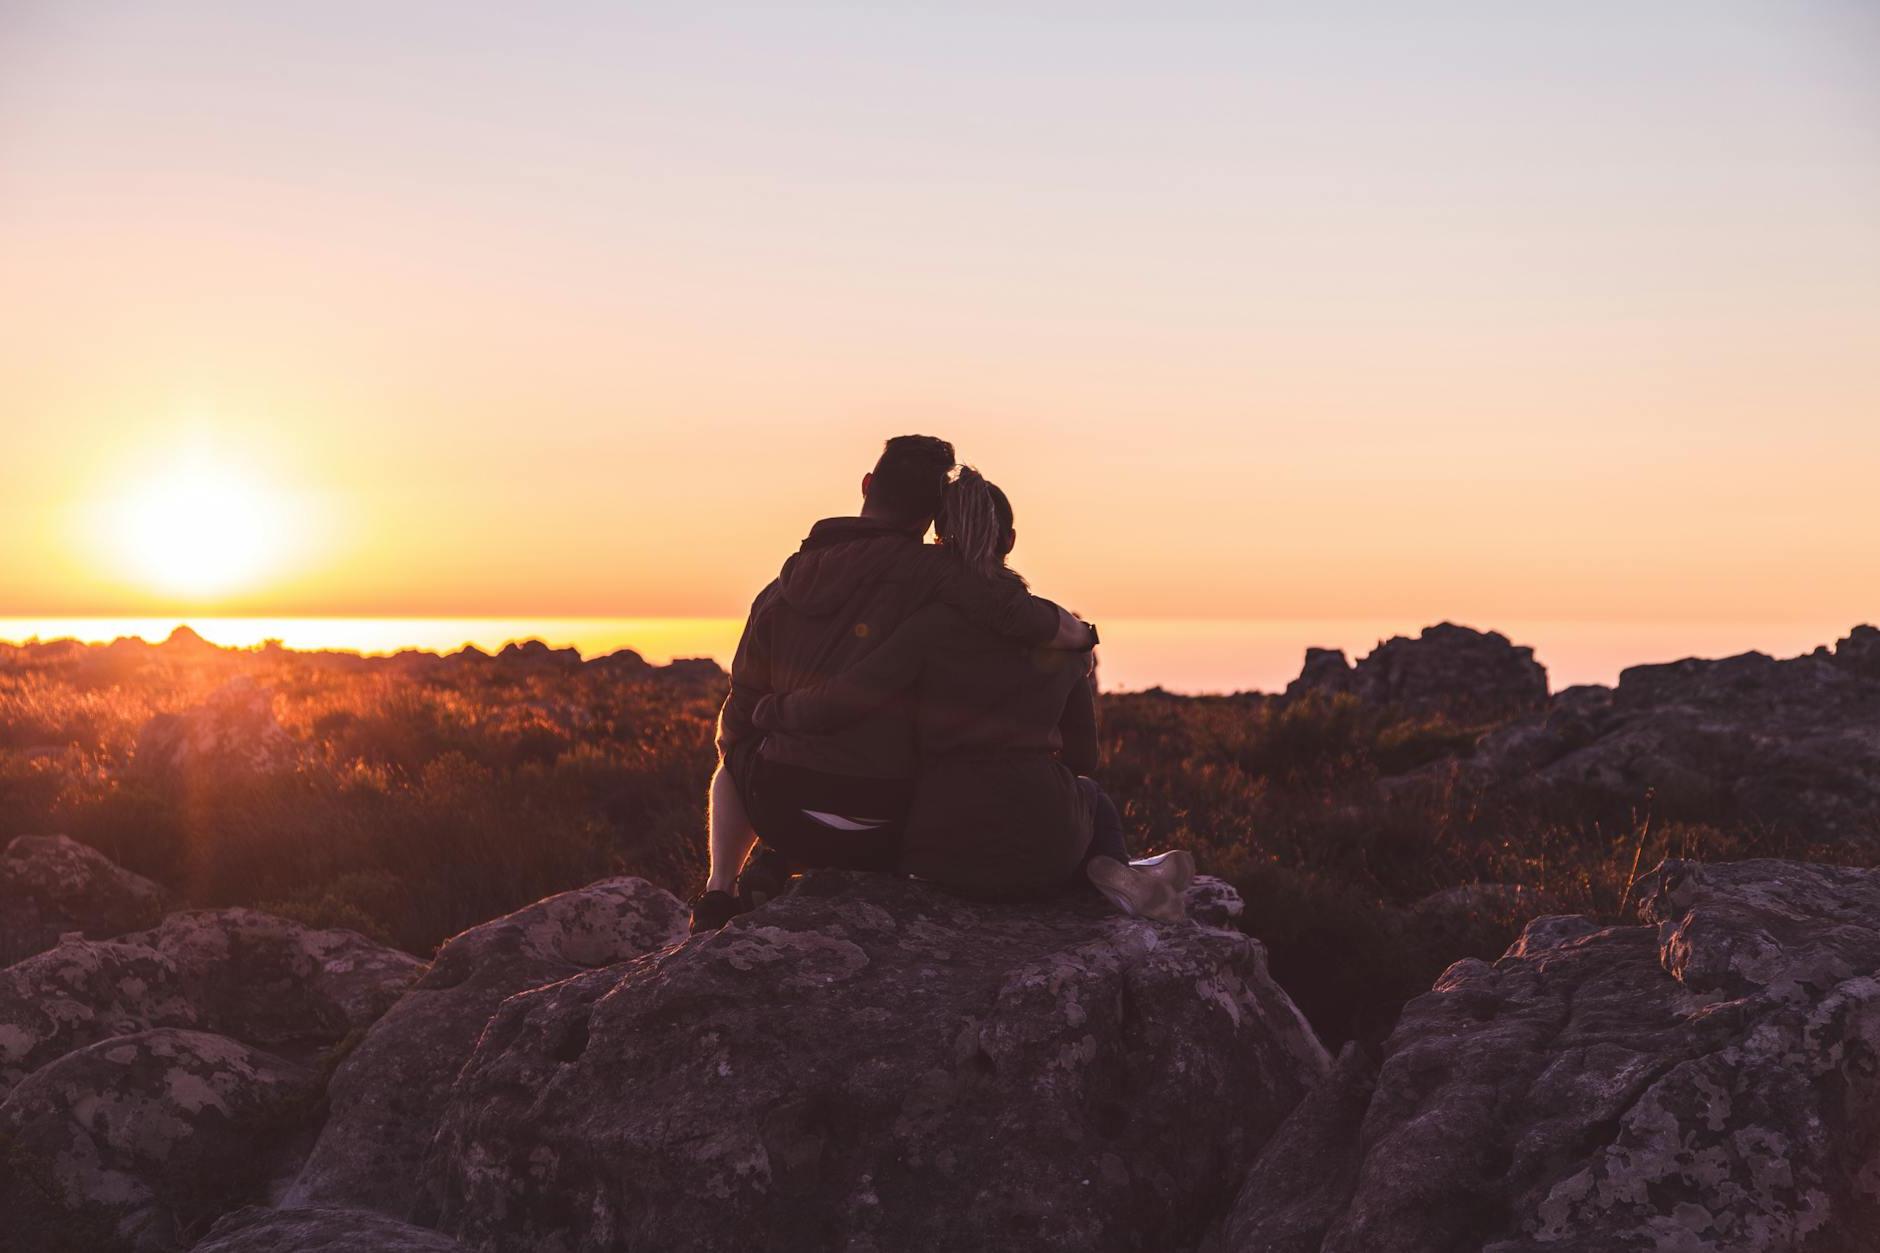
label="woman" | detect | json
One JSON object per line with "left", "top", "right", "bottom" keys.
{"left": 751, "top": 467, "right": 1193, "bottom": 920}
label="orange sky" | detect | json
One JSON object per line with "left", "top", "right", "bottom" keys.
{"left": 3, "top": 3, "right": 1876, "bottom": 625}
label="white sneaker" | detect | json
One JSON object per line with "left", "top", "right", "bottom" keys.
{"left": 1087, "top": 850, "right": 1194, "bottom": 922}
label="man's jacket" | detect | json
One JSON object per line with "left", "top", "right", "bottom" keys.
{"left": 716, "top": 516, "right": 1066, "bottom": 780}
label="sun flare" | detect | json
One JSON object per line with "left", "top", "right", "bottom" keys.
{"left": 100, "top": 449, "right": 298, "bottom": 600}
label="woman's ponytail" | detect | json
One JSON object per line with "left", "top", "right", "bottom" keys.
{"left": 938, "top": 465, "right": 1014, "bottom": 580}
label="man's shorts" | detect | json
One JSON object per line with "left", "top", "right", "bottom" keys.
{"left": 723, "top": 738, "right": 915, "bottom": 872}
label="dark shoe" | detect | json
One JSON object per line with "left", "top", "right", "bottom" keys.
{"left": 736, "top": 843, "right": 798, "bottom": 911}
{"left": 688, "top": 889, "right": 744, "bottom": 934}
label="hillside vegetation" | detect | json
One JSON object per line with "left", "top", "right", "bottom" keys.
{"left": 1, "top": 626, "right": 1867, "bottom": 1043}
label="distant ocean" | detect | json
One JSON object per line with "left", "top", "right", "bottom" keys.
{"left": 0, "top": 617, "right": 1857, "bottom": 695}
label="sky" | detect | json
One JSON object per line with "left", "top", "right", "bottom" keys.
{"left": 2, "top": 1, "right": 1876, "bottom": 628}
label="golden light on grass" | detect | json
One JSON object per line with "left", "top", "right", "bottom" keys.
{"left": 93, "top": 446, "right": 305, "bottom": 601}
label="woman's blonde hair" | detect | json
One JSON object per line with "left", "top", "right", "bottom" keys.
{"left": 937, "top": 466, "right": 1018, "bottom": 582}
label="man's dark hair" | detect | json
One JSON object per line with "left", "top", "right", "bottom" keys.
{"left": 865, "top": 434, "right": 956, "bottom": 525}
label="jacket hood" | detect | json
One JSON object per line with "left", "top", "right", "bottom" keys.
{"left": 775, "top": 516, "right": 923, "bottom": 616}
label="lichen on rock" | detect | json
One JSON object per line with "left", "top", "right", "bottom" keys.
{"left": 286, "top": 875, "right": 688, "bottom": 1216}
{"left": 420, "top": 870, "right": 1327, "bottom": 1253}
{"left": 1216, "top": 857, "right": 1880, "bottom": 1252}
{"left": 0, "top": 834, "right": 166, "bottom": 967}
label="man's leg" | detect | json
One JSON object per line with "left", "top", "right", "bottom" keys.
{"left": 705, "top": 760, "right": 758, "bottom": 896}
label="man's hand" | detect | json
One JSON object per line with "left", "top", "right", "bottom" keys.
{"left": 1051, "top": 605, "right": 1097, "bottom": 650}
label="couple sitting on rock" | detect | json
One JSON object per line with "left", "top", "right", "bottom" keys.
{"left": 691, "top": 434, "right": 1193, "bottom": 933}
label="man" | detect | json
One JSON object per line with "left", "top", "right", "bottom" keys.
{"left": 693, "top": 434, "right": 1094, "bottom": 932}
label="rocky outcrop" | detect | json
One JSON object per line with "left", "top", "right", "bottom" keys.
{"left": 0, "top": 939, "right": 197, "bottom": 1096}
{"left": 1284, "top": 623, "right": 1548, "bottom": 723}
{"left": 0, "top": 834, "right": 166, "bottom": 966}
{"left": 421, "top": 870, "right": 1328, "bottom": 1253}
{"left": 654, "top": 656, "right": 730, "bottom": 684}
{"left": 286, "top": 877, "right": 689, "bottom": 1214}
{"left": 132, "top": 677, "right": 296, "bottom": 776}
{"left": 1217, "top": 857, "right": 1880, "bottom": 1251}
{"left": 1460, "top": 628, "right": 1880, "bottom": 836}
{"left": 195, "top": 1207, "right": 469, "bottom": 1252}
{"left": 0, "top": 1028, "right": 320, "bottom": 1252}
{"left": 118, "top": 909, "right": 424, "bottom": 1050}
{"left": 495, "top": 639, "right": 583, "bottom": 670}
{"left": 0, "top": 911, "right": 419, "bottom": 1099}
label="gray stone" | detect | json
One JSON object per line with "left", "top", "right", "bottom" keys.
{"left": 1219, "top": 857, "right": 1880, "bottom": 1251}
{"left": 0, "top": 834, "right": 165, "bottom": 966}
{"left": 131, "top": 676, "right": 295, "bottom": 776}
{"left": 0, "top": 939, "right": 195, "bottom": 1096}
{"left": 0, "top": 1028, "right": 319, "bottom": 1252}
{"left": 422, "top": 870, "right": 1328, "bottom": 1253}
{"left": 286, "top": 876, "right": 688, "bottom": 1216}
{"left": 115, "top": 908, "right": 425, "bottom": 1049}
{"left": 1461, "top": 636, "right": 1880, "bottom": 838}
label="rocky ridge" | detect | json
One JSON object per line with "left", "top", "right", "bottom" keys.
{"left": 1284, "top": 623, "right": 1880, "bottom": 841}
{"left": 1214, "top": 857, "right": 1880, "bottom": 1251}
{"left": 1282, "top": 623, "right": 1549, "bottom": 723}
{"left": 5, "top": 830, "right": 1880, "bottom": 1251}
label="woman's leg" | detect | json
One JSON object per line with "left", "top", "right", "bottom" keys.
{"left": 705, "top": 761, "right": 759, "bottom": 896}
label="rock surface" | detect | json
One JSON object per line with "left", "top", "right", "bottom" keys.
{"left": 195, "top": 1207, "right": 470, "bottom": 1252}
{"left": 118, "top": 908, "right": 424, "bottom": 1050}
{"left": 1460, "top": 628, "right": 1880, "bottom": 836}
{"left": 1284, "top": 623, "right": 1548, "bottom": 723}
{"left": 0, "top": 938, "right": 196, "bottom": 1096}
{"left": 0, "top": 834, "right": 166, "bottom": 966}
{"left": 422, "top": 870, "right": 1329, "bottom": 1253}
{"left": 1218, "top": 858, "right": 1880, "bottom": 1251}
{"left": 0, "top": 1028, "right": 319, "bottom": 1252}
{"left": 132, "top": 676, "right": 296, "bottom": 776}
{"left": 286, "top": 876, "right": 689, "bottom": 1214}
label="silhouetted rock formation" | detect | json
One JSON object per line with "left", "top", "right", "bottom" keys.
{"left": 0, "top": 834, "right": 165, "bottom": 966}
{"left": 1215, "top": 858, "right": 1880, "bottom": 1251}
{"left": 1456, "top": 625, "right": 1880, "bottom": 836}
{"left": 287, "top": 878, "right": 689, "bottom": 1215}
{"left": 496, "top": 639, "right": 583, "bottom": 670}
{"left": 1284, "top": 623, "right": 1548, "bottom": 722}
{"left": 418, "top": 870, "right": 1327, "bottom": 1253}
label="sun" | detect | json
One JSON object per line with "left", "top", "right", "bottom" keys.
{"left": 101, "top": 448, "right": 298, "bottom": 599}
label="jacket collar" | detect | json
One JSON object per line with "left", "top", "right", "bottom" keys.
{"left": 799, "top": 515, "right": 924, "bottom": 551}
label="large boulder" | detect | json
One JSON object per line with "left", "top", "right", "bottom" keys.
{"left": 0, "top": 1028, "right": 320, "bottom": 1252}
{"left": 194, "top": 1207, "right": 469, "bottom": 1252}
{"left": 1217, "top": 858, "right": 1880, "bottom": 1251}
{"left": 422, "top": 871, "right": 1328, "bottom": 1253}
{"left": 132, "top": 676, "right": 295, "bottom": 776}
{"left": 0, "top": 939, "right": 196, "bottom": 1096}
{"left": 1284, "top": 623, "right": 1548, "bottom": 723}
{"left": 1463, "top": 633, "right": 1880, "bottom": 836}
{"left": 0, "top": 834, "right": 166, "bottom": 966}
{"left": 286, "top": 876, "right": 688, "bottom": 1215}
{"left": 116, "top": 908, "right": 424, "bottom": 1049}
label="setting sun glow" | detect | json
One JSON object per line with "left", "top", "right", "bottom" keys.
{"left": 96, "top": 450, "right": 299, "bottom": 600}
